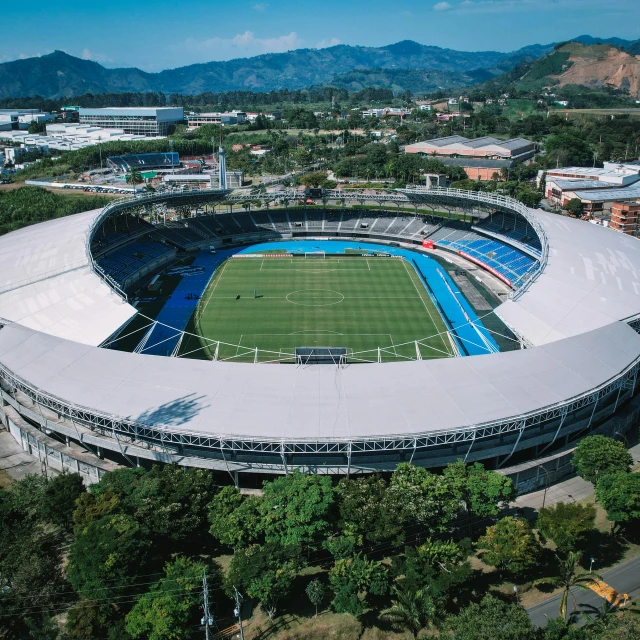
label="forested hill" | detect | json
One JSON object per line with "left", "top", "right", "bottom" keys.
{"left": 0, "top": 40, "right": 556, "bottom": 99}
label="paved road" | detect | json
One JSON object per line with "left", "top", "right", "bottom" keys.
{"left": 527, "top": 554, "right": 640, "bottom": 626}
{"left": 513, "top": 443, "right": 640, "bottom": 513}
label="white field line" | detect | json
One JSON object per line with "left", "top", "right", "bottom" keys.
{"left": 198, "top": 260, "right": 228, "bottom": 321}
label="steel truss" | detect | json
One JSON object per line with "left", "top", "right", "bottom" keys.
{"left": 1, "top": 354, "right": 637, "bottom": 460}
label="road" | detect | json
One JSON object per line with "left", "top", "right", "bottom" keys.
{"left": 527, "top": 554, "right": 640, "bottom": 626}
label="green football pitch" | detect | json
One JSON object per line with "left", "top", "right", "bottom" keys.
{"left": 181, "top": 256, "right": 455, "bottom": 363}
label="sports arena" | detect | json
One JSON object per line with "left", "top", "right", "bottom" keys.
{"left": 1, "top": 186, "right": 640, "bottom": 490}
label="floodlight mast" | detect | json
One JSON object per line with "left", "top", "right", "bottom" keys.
{"left": 218, "top": 133, "right": 227, "bottom": 191}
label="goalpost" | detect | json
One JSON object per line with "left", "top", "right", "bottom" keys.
{"left": 304, "top": 251, "right": 326, "bottom": 259}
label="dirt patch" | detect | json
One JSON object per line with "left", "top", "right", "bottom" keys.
{"left": 553, "top": 48, "right": 640, "bottom": 97}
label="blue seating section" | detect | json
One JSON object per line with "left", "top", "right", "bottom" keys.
{"left": 437, "top": 236, "right": 538, "bottom": 286}
{"left": 91, "top": 217, "right": 154, "bottom": 253}
{"left": 97, "top": 238, "right": 175, "bottom": 287}
{"left": 476, "top": 213, "right": 542, "bottom": 253}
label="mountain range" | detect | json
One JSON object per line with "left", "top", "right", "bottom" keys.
{"left": 0, "top": 36, "right": 637, "bottom": 99}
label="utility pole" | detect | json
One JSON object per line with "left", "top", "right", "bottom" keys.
{"left": 233, "top": 586, "right": 245, "bottom": 640}
{"left": 201, "top": 569, "right": 213, "bottom": 640}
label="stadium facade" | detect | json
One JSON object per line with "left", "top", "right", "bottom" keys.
{"left": 1, "top": 187, "right": 639, "bottom": 490}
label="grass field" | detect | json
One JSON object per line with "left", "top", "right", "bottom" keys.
{"left": 182, "top": 256, "right": 454, "bottom": 363}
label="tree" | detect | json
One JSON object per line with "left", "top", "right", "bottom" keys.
{"left": 28, "top": 121, "right": 47, "bottom": 134}
{"left": 534, "top": 551, "right": 600, "bottom": 619}
{"left": 257, "top": 471, "right": 335, "bottom": 547}
{"left": 543, "top": 616, "right": 591, "bottom": 640}
{"left": 516, "top": 187, "right": 543, "bottom": 207}
{"left": 336, "top": 475, "right": 401, "bottom": 545}
{"left": 572, "top": 436, "right": 632, "bottom": 484}
{"left": 478, "top": 517, "right": 539, "bottom": 575}
{"left": 595, "top": 472, "right": 640, "bottom": 532}
{"left": 227, "top": 543, "right": 301, "bottom": 621}
{"left": 298, "top": 171, "right": 328, "bottom": 187}
{"left": 67, "top": 513, "right": 153, "bottom": 602}
{"left": 126, "top": 557, "right": 212, "bottom": 640}
{"left": 66, "top": 601, "right": 116, "bottom": 640}
{"left": 305, "top": 578, "right": 325, "bottom": 618}
{"left": 386, "top": 463, "right": 461, "bottom": 533}
{"left": 536, "top": 501, "right": 596, "bottom": 555}
{"left": 40, "top": 472, "right": 86, "bottom": 532}
{"left": 208, "top": 486, "right": 261, "bottom": 549}
{"left": 443, "top": 460, "right": 517, "bottom": 518}
{"left": 395, "top": 538, "right": 472, "bottom": 603}
{"left": 329, "top": 554, "right": 388, "bottom": 617}
{"left": 125, "top": 168, "right": 143, "bottom": 187}
{"left": 445, "top": 595, "right": 539, "bottom": 640}
{"left": 0, "top": 479, "right": 70, "bottom": 640}
{"left": 565, "top": 198, "right": 583, "bottom": 216}
{"left": 593, "top": 609, "right": 640, "bottom": 640}
{"left": 379, "top": 583, "right": 437, "bottom": 639}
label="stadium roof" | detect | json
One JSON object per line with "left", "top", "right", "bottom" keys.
{"left": 496, "top": 209, "right": 640, "bottom": 345}
{"left": 107, "top": 152, "right": 179, "bottom": 172}
{"left": 0, "top": 320, "right": 638, "bottom": 440}
{"left": 1, "top": 192, "right": 640, "bottom": 443}
{"left": 0, "top": 209, "right": 136, "bottom": 346}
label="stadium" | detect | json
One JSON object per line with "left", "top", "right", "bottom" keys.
{"left": 1, "top": 185, "right": 640, "bottom": 492}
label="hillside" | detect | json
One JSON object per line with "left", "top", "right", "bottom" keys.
{"left": 329, "top": 67, "right": 495, "bottom": 93}
{"left": 478, "top": 41, "right": 640, "bottom": 97}
{"left": 0, "top": 41, "right": 555, "bottom": 99}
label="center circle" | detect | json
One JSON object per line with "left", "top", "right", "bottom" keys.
{"left": 286, "top": 289, "right": 345, "bottom": 307}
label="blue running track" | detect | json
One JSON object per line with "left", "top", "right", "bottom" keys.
{"left": 137, "top": 240, "right": 499, "bottom": 357}
{"left": 140, "top": 249, "right": 238, "bottom": 356}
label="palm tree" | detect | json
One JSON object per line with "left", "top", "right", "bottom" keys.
{"left": 535, "top": 551, "right": 601, "bottom": 620}
{"left": 379, "top": 583, "right": 437, "bottom": 639}
{"left": 125, "top": 168, "right": 143, "bottom": 188}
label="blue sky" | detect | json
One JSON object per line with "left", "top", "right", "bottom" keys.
{"left": 1, "top": 0, "right": 638, "bottom": 71}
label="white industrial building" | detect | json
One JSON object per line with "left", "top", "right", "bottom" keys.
{"left": 543, "top": 163, "right": 640, "bottom": 214}
{"left": 0, "top": 109, "right": 55, "bottom": 130}
{"left": 187, "top": 111, "right": 247, "bottom": 126}
{"left": 0, "top": 123, "right": 164, "bottom": 156}
{"left": 162, "top": 171, "right": 244, "bottom": 189}
{"left": 79, "top": 107, "right": 184, "bottom": 137}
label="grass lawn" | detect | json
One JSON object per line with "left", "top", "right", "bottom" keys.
{"left": 182, "top": 256, "right": 453, "bottom": 363}
{"left": 501, "top": 99, "right": 539, "bottom": 120}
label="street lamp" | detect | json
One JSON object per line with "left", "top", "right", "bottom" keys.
{"left": 589, "top": 557, "right": 595, "bottom": 573}
{"left": 169, "top": 139, "right": 174, "bottom": 174}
